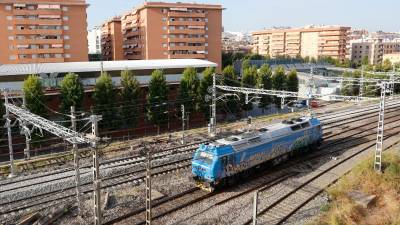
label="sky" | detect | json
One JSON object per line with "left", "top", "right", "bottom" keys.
{"left": 87, "top": 0, "right": 400, "bottom": 33}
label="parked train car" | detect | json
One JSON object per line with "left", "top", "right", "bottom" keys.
{"left": 192, "top": 117, "right": 323, "bottom": 191}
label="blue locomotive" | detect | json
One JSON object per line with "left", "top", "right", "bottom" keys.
{"left": 192, "top": 117, "right": 323, "bottom": 191}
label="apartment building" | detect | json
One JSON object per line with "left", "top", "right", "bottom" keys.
{"left": 252, "top": 26, "right": 350, "bottom": 62}
{"left": 101, "top": 17, "right": 123, "bottom": 61}
{"left": 351, "top": 38, "right": 400, "bottom": 65}
{"left": 88, "top": 26, "right": 101, "bottom": 54}
{"left": 0, "top": 0, "right": 88, "bottom": 64}
{"left": 109, "top": 1, "right": 223, "bottom": 69}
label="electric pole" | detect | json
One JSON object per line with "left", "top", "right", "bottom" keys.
{"left": 4, "top": 91, "right": 16, "bottom": 177}
{"left": 374, "top": 82, "right": 388, "bottom": 172}
{"left": 71, "top": 106, "right": 82, "bottom": 214}
{"left": 181, "top": 104, "right": 185, "bottom": 144}
{"left": 145, "top": 143, "right": 152, "bottom": 225}
{"left": 252, "top": 191, "right": 259, "bottom": 225}
{"left": 358, "top": 65, "right": 364, "bottom": 103}
{"left": 22, "top": 94, "right": 30, "bottom": 160}
{"left": 209, "top": 73, "right": 217, "bottom": 136}
{"left": 91, "top": 115, "right": 102, "bottom": 225}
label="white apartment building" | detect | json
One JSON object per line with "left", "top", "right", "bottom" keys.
{"left": 88, "top": 26, "right": 102, "bottom": 54}
{"left": 350, "top": 38, "right": 400, "bottom": 65}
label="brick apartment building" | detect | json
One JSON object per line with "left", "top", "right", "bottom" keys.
{"left": 0, "top": 0, "right": 88, "bottom": 64}
{"left": 100, "top": 1, "right": 223, "bottom": 70}
{"left": 101, "top": 17, "right": 123, "bottom": 61}
{"left": 252, "top": 26, "right": 350, "bottom": 62}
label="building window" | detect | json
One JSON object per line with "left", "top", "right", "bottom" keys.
{"left": 64, "top": 35, "right": 70, "bottom": 40}
{"left": 162, "top": 9, "right": 168, "bottom": 13}
{"left": 63, "top": 16, "right": 69, "bottom": 21}
{"left": 5, "top": 5, "right": 11, "bottom": 11}
{"left": 162, "top": 43, "right": 167, "bottom": 48}
{"left": 62, "top": 6, "right": 68, "bottom": 11}
{"left": 164, "top": 51, "right": 168, "bottom": 55}
{"left": 162, "top": 26, "right": 167, "bottom": 30}
{"left": 162, "top": 17, "right": 167, "bottom": 22}
{"left": 205, "top": 18, "right": 208, "bottom": 22}
{"left": 9, "top": 55, "right": 16, "bottom": 60}
{"left": 63, "top": 26, "right": 69, "bottom": 30}
{"left": 162, "top": 34, "right": 167, "bottom": 38}
{"left": 9, "top": 45, "right": 14, "bottom": 50}
{"left": 55, "top": 54, "right": 62, "bottom": 58}
{"left": 6, "top": 16, "right": 12, "bottom": 20}
{"left": 65, "top": 54, "right": 71, "bottom": 58}
{"left": 8, "top": 36, "right": 14, "bottom": 40}
{"left": 7, "top": 26, "right": 13, "bottom": 30}
{"left": 205, "top": 43, "right": 208, "bottom": 47}
{"left": 64, "top": 44, "right": 70, "bottom": 49}
{"left": 170, "top": 18, "right": 175, "bottom": 22}
{"left": 32, "top": 54, "right": 38, "bottom": 59}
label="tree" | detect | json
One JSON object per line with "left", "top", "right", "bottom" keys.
{"left": 222, "top": 65, "right": 240, "bottom": 115}
{"left": 178, "top": 67, "right": 200, "bottom": 116}
{"left": 23, "top": 75, "right": 46, "bottom": 116}
{"left": 93, "top": 72, "right": 117, "bottom": 129}
{"left": 383, "top": 59, "right": 393, "bottom": 72}
{"left": 120, "top": 70, "right": 141, "bottom": 128}
{"left": 248, "top": 54, "right": 264, "bottom": 60}
{"left": 272, "top": 66, "right": 286, "bottom": 106}
{"left": 341, "top": 71, "right": 360, "bottom": 96}
{"left": 241, "top": 66, "right": 258, "bottom": 111}
{"left": 286, "top": 69, "right": 299, "bottom": 92}
{"left": 222, "top": 65, "right": 237, "bottom": 87}
{"left": 241, "top": 59, "right": 251, "bottom": 71}
{"left": 147, "top": 70, "right": 168, "bottom": 133}
{"left": 60, "top": 73, "right": 84, "bottom": 115}
{"left": 257, "top": 64, "right": 273, "bottom": 109}
{"left": 199, "top": 67, "right": 215, "bottom": 119}
{"left": 286, "top": 69, "right": 299, "bottom": 102}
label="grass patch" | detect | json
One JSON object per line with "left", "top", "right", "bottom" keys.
{"left": 308, "top": 149, "right": 400, "bottom": 225}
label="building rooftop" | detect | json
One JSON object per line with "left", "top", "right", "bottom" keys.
{"left": 252, "top": 25, "right": 351, "bottom": 35}
{"left": 0, "top": 59, "right": 217, "bottom": 77}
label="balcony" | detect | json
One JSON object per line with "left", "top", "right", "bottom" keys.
{"left": 168, "top": 46, "right": 205, "bottom": 51}
{"left": 125, "top": 31, "right": 140, "bottom": 38}
{"left": 319, "top": 31, "right": 343, "bottom": 36}
{"left": 14, "top": 19, "right": 62, "bottom": 26}
{"left": 170, "top": 53, "right": 206, "bottom": 59}
{"left": 125, "top": 55, "right": 142, "bottom": 60}
{"left": 319, "top": 47, "right": 341, "bottom": 51}
{"left": 168, "top": 21, "right": 206, "bottom": 26}
{"left": 168, "top": 12, "right": 206, "bottom": 18}
{"left": 16, "top": 39, "right": 63, "bottom": 45}
{"left": 168, "top": 37, "right": 206, "bottom": 43}
{"left": 17, "top": 48, "right": 64, "bottom": 54}
{"left": 15, "top": 29, "right": 63, "bottom": 35}
{"left": 13, "top": 9, "right": 62, "bottom": 15}
{"left": 168, "top": 29, "right": 205, "bottom": 35}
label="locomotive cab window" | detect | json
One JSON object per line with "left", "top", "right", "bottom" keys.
{"left": 301, "top": 122, "right": 310, "bottom": 128}
{"left": 194, "top": 151, "right": 214, "bottom": 164}
{"left": 290, "top": 125, "right": 302, "bottom": 131}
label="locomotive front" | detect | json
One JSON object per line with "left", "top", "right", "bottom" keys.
{"left": 192, "top": 143, "right": 218, "bottom": 191}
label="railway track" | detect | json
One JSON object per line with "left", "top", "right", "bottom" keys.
{"left": 1, "top": 99, "right": 397, "bottom": 178}
{"left": 1, "top": 101, "right": 400, "bottom": 224}
{"left": 243, "top": 123, "right": 400, "bottom": 225}
{"left": 99, "top": 108, "right": 400, "bottom": 224}
{"left": 0, "top": 141, "right": 204, "bottom": 187}
{"left": 3, "top": 105, "right": 396, "bottom": 199}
